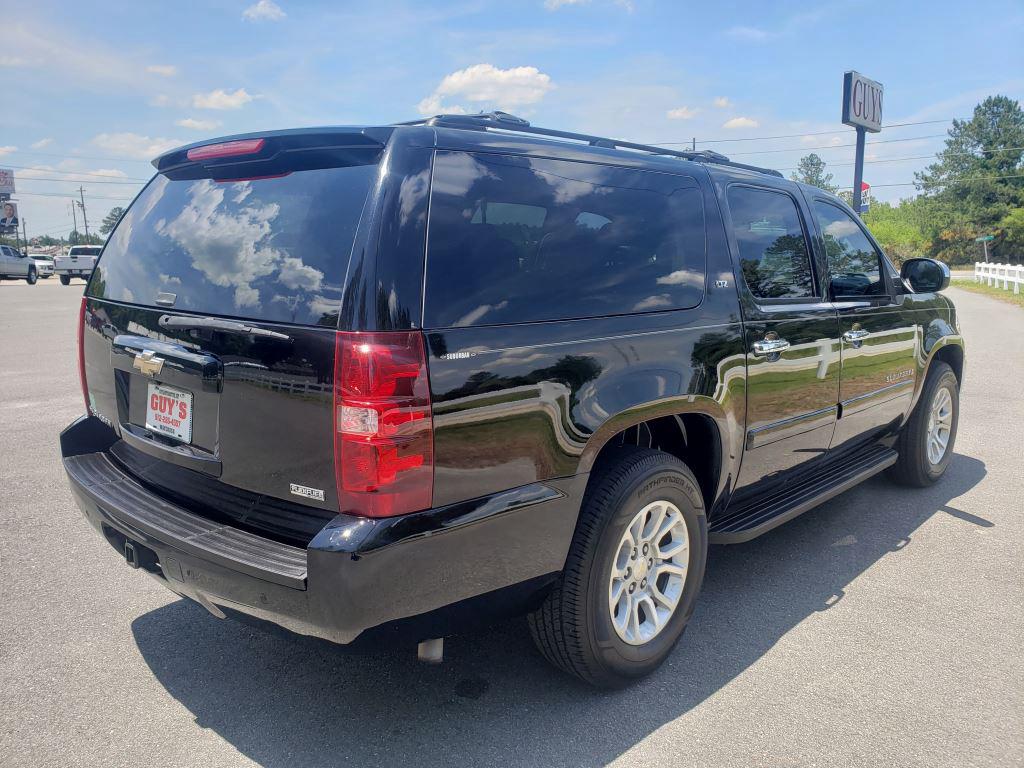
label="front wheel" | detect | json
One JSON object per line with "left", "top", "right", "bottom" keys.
{"left": 25, "top": 266, "right": 37, "bottom": 285}
{"left": 59, "top": 274, "right": 71, "bottom": 285}
{"left": 889, "top": 361, "right": 959, "bottom": 487}
{"left": 528, "top": 447, "right": 708, "bottom": 688}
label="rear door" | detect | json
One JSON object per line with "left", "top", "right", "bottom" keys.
{"left": 809, "top": 198, "right": 919, "bottom": 449}
{"left": 722, "top": 182, "right": 841, "bottom": 491}
{"left": 82, "top": 136, "right": 384, "bottom": 542}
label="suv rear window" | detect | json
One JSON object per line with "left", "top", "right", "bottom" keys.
{"left": 424, "top": 151, "right": 706, "bottom": 328}
{"left": 90, "top": 165, "right": 377, "bottom": 326}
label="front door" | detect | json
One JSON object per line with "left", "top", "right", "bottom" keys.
{"left": 809, "top": 198, "right": 919, "bottom": 449}
{"left": 723, "top": 183, "right": 841, "bottom": 491}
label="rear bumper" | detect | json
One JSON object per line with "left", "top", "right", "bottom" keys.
{"left": 56, "top": 269, "right": 92, "bottom": 277}
{"left": 61, "top": 416, "right": 583, "bottom": 646}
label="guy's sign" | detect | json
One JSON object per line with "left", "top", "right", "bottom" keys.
{"left": 842, "top": 72, "right": 883, "bottom": 133}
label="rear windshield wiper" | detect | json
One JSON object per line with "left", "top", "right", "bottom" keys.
{"left": 158, "top": 314, "right": 291, "bottom": 341}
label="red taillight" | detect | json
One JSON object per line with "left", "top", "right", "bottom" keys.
{"left": 334, "top": 331, "right": 433, "bottom": 518}
{"left": 186, "top": 138, "right": 265, "bottom": 162}
{"left": 77, "top": 297, "right": 89, "bottom": 413}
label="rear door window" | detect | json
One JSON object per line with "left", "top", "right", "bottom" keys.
{"left": 89, "top": 164, "right": 377, "bottom": 326}
{"left": 727, "top": 186, "right": 815, "bottom": 300}
{"left": 424, "top": 151, "right": 706, "bottom": 328}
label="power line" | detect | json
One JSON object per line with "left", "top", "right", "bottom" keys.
{"left": 841, "top": 172, "right": 1024, "bottom": 191}
{"left": 16, "top": 176, "right": 146, "bottom": 185}
{"left": 7, "top": 149, "right": 156, "bottom": 164}
{"left": 14, "top": 190, "right": 136, "bottom": 201}
{"left": 727, "top": 134, "right": 949, "bottom": 157}
{"left": 0, "top": 164, "right": 152, "bottom": 181}
{"left": 650, "top": 118, "right": 958, "bottom": 146}
{"left": 776, "top": 146, "right": 1024, "bottom": 172}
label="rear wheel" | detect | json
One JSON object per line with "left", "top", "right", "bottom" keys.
{"left": 888, "top": 361, "right": 959, "bottom": 487}
{"left": 25, "top": 266, "right": 36, "bottom": 285}
{"left": 528, "top": 447, "right": 708, "bottom": 688}
{"left": 59, "top": 274, "right": 71, "bottom": 285}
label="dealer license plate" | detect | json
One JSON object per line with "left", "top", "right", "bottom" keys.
{"left": 145, "top": 382, "right": 193, "bottom": 443}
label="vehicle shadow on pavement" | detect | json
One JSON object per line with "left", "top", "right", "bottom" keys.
{"left": 131, "top": 453, "right": 987, "bottom": 768}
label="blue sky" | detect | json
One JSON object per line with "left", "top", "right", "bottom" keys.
{"left": 4, "top": 0, "right": 1023, "bottom": 238}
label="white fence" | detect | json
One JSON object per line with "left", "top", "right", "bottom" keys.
{"left": 975, "top": 262, "right": 1024, "bottom": 294}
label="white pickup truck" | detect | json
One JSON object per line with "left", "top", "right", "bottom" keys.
{"left": 53, "top": 245, "right": 102, "bottom": 285}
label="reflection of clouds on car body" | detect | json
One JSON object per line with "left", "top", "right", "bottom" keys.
{"left": 453, "top": 300, "right": 509, "bottom": 327}
{"left": 657, "top": 269, "right": 704, "bottom": 287}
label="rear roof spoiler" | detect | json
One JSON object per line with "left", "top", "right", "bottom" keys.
{"left": 152, "top": 127, "right": 394, "bottom": 174}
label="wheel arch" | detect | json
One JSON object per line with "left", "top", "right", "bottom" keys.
{"left": 578, "top": 399, "right": 734, "bottom": 516}
{"left": 909, "top": 334, "right": 964, "bottom": 414}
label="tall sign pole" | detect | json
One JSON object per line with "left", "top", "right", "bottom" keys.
{"left": 842, "top": 71, "right": 883, "bottom": 216}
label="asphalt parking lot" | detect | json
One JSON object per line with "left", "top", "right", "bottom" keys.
{"left": 1, "top": 279, "right": 1022, "bottom": 768}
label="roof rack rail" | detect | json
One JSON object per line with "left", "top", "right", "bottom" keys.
{"left": 398, "top": 111, "right": 783, "bottom": 178}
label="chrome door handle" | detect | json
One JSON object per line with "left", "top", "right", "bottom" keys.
{"left": 843, "top": 329, "right": 870, "bottom": 343}
{"left": 752, "top": 338, "right": 791, "bottom": 356}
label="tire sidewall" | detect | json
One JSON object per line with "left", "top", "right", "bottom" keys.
{"left": 920, "top": 369, "right": 959, "bottom": 481}
{"left": 26, "top": 266, "right": 36, "bottom": 285}
{"left": 584, "top": 461, "right": 708, "bottom": 680}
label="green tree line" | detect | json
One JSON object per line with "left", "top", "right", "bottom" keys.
{"left": 791, "top": 95, "right": 1023, "bottom": 266}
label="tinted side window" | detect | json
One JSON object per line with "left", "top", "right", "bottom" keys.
{"left": 424, "top": 152, "right": 706, "bottom": 327}
{"left": 813, "top": 201, "right": 885, "bottom": 296}
{"left": 727, "top": 186, "right": 815, "bottom": 299}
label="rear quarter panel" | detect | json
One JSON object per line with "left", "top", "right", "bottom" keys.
{"left": 425, "top": 176, "right": 746, "bottom": 511}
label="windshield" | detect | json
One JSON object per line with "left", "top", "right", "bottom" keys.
{"left": 88, "top": 164, "right": 377, "bottom": 326}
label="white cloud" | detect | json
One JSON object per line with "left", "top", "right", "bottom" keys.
{"left": 416, "top": 94, "right": 467, "bottom": 116}
{"left": 150, "top": 94, "right": 171, "bottom": 107}
{"left": 176, "top": 117, "right": 223, "bottom": 131}
{"left": 243, "top": 0, "right": 286, "bottom": 22}
{"left": 0, "top": 56, "right": 31, "bottom": 68}
{"left": 30, "top": 138, "right": 53, "bottom": 149}
{"left": 722, "top": 116, "right": 759, "bottom": 129}
{"left": 713, "top": 96, "right": 731, "bottom": 108}
{"left": 91, "top": 132, "right": 182, "bottom": 160}
{"left": 146, "top": 64, "right": 177, "bottom": 77}
{"left": 666, "top": 106, "right": 699, "bottom": 120}
{"left": 193, "top": 88, "right": 254, "bottom": 110}
{"left": 726, "top": 26, "right": 770, "bottom": 41}
{"left": 0, "top": 146, "right": 17, "bottom": 156}
{"left": 417, "top": 63, "right": 554, "bottom": 116}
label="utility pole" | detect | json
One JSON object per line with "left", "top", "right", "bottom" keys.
{"left": 692, "top": 137, "right": 696, "bottom": 152}
{"left": 70, "top": 200, "right": 78, "bottom": 244}
{"left": 21, "top": 217, "right": 27, "bottom": 251}
{"left": 77, "top": 187, "right": 90, "bottom": 239}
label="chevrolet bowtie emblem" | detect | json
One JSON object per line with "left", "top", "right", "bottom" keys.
{"left": 133, "top": 350, "right": 165, "bottom": 377}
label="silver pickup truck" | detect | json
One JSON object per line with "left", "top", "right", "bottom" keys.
{"left": 53, "top": 245, "right": 102, "bottom": 285}
{"left": 0, "top": 244, "right": 53, "bottom": 284}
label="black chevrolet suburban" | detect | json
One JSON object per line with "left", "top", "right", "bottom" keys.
{"left": 61, "top": 112, "right": 964, "bottom": 688}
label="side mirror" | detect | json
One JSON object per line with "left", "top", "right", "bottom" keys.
{"left": 900, "top": 258, "right": 949, "bottom": 293}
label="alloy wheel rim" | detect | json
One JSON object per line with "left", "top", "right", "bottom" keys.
{"left": 607, "top": 500, "right": 689, "bottom": 646}
{"left": 926, "top": 385, "right": 954, "bottom": 466}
